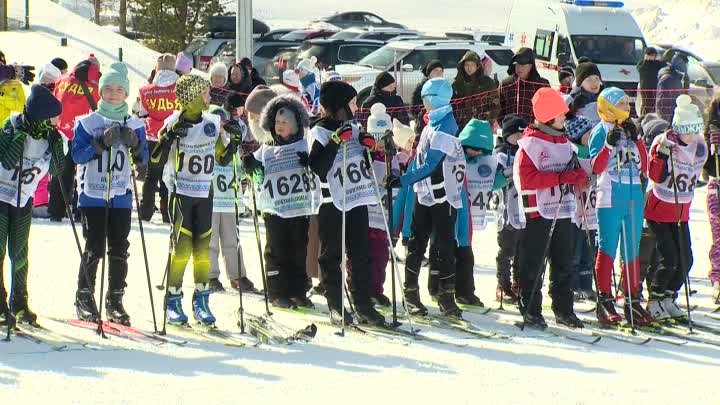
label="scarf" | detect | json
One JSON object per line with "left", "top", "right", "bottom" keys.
{"left": 97, "top": 100, "right": 129, "bottom": 121}
{"left": 427, "top": 105, "right": 453, "bottom": 125}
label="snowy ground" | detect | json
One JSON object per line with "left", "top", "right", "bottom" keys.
{"left": 1, "top": 185, "right": 719, "bottom": 405}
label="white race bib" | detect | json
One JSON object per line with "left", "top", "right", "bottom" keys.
{"left": 650, "top": 134, "right": 707, "bottom": 204}
{"left": 466, "top": 155, "right": 498, "bottom": 230}
{"left": 0, "top": 123, "right": 51, "bottom": 207}
{"left": 414, "top": 127, "right": 466, "bottom": 209}
{"left": 212, "top": 160, "right": 241, "bottom": 213}
{"left": 326, "top": 130, "right": 378, "bottom": 211}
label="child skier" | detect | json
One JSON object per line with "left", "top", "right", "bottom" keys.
{"left": 392, "top": 77, "right": 464, "bottom": 318}
{"left": 566, "top": 62, "right": 603, "bottom": 126}
{"left": 589, "top": 87, "right": 652, "bottom": 326}
{"left": 241, "top": 94, "right": 317, "bottom": 308}
{"left": 495, "top": 114, "right": 526, "bottom": 303}
{"left": 645, "top": 95, "right": 707, "bottom": 320}
{"left": 704, "top": 96, "right": 720, "bottom": 297}
{"left": 73, "top": 63, "right": 149, "bottom": 326}
{"left": 157, "top": 74, "right": 236, "bottom": 325}
{"left": 308, "top": 80, "right": 385, "bottom": 326}
{"left": 0, "top": 85, "right": 64, "bottom": 324}
{"left": 514, "top": 87, "right": 586, "bottom": 329}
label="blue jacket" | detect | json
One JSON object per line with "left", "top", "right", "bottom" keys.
{"left": 73, "top": 113, "right": 149, "bottom": 209}
{"left": 400, "top": 111, "right": 459, "bottom": 187}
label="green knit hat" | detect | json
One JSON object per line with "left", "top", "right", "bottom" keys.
{"left": 175, "top": 74, "right": 210, "bottom": 108}
{"left": 458, "top": 119, "right": 494, "bottom": 151}
{"left": 99, "top": 62, "right": 130, "bottom": 94}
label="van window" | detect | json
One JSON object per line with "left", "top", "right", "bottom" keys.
{"left": 479, "top": 34, "right": 505, "bottom": 44}
{"left": 556, "top": 35, "right": 572, "bottom": 66}
{"left": 485, "top": 49, "right": 514, "bottom": 67}
{"left": 534, "top": 30, "right": 555, "bottom": 61}
{"left": 571, "top": 35, "right": 646, "bottom": 65}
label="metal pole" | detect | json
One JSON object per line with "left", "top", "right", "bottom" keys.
{"left": 236, "top": 0, "right": 254, "bottom": 64}
{"left": 1, "top": 0, "right": 8, "bottom": 31}
{"left": 24, "top": 0, "right": 29, "bottom": 30}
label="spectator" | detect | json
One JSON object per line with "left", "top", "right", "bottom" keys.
{"left": 226, "top": 63, "right": 253, "bottom": 95}
{"left": 208, "top": 62, "right": 229, "bottom": 106}
{"left": 558, "top": 66, "right": 575, "bottom": 95}
{"left": 636, "top": 47, "right": 666, "bottom": 116}
{"left": 452, "top": 51, "right": 500, "bottom": 129}
{"left": 498, "top": 47, "right": 550, "bottom": 124}
{"left": 240, "top": 57, "right": 267, "bottom": 88}
{"left": 411, "top": 60, "right": 443, "bottom": 135}
{"left": 175, "top": 52, "right": 193, "bottom": 75}
{"left": 361, "top": 72, "right": 409, "bottom": 124}
{"left": 655, "top": 53, "right": 688, "bottom": 122}
{"left": 51, "top": 57, "right": 68, "bottom": 75}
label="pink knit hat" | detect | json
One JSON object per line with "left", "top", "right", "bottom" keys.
{"left": 175, "top": 52, "right": 193, "bottom": 74}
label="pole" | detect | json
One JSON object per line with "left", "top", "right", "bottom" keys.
{"left": 160, "top": 138, "right": 181, "bottom": 335}
{"left": 249, "top": 177, "right": 270, "bottom": 316}
{"left": 236, "top": 0, "right": 254, "bottom": 64}
{"left": 24, "top": 0, "right": 29, "bottom": 30}
{"left": 338, "top": 142, "right": 348, "bottom": 337}
{"left": 1, "top": 0, "right": 8, "bottom": 31}
{"left": 232, "top": 155, "right": 245, "bottom": 333}
{"left": 96, "top": 145, "right": 113, "bottom": 336}
{"left": 384, "top": 152, "right": 398, "bottom": 326}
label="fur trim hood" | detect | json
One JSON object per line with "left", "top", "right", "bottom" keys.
{"left": 259, "top": 94, "right": 309, "bottom": 144}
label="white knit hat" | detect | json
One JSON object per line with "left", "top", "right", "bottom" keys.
{"left": 366, "top": 103, "right": 392, "bottom": 140}
{"left": 296, "top": 56, "right": 317, "bottom": 74}
{"left": 38, "top": 63, "right": 61, "bottom": 85}
{"left": 208, "top": 62, "right": 228, "bottom": 86}
{"left": 672, "top": 95, "right": 704, "bottom": 134}
{"left": 325, "top": 70, "right": 342, "bottom": 82}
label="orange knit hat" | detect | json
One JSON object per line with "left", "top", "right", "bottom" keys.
{"left": 532, "top": 87, "right": 569, "bottom": 124}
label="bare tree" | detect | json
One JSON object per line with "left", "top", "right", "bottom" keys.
{"left": 119, "top": 0, "right": 127, "bottom": 34}
{"left": 94, "top": 0, "right": 101, "bottom": 23}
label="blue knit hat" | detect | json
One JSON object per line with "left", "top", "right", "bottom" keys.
{"left": 24, "top": 84, "right": 63, "bottom": 123}
{"left": 99, "top": 62, "right": 130, "bottom": 94}
{"left": 421, "top": 77, "right": 452, "bottom": 109}
{"left": 565, "top": 116, "right": 594, "bottom": 142}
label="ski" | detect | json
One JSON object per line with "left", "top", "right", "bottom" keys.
{"left": 457, "top": 304, "right": 492, "bottom": 315}
{"left": 580, "top": 320, "right": 652, "bottom": 345}
{"left": 10, "top": 327, "right": 69, "bottom": 351}
{"left": 656, "top": 320, "right": 720, "bottom": 346}
{"left": 166, "top": 323, "right": 251, "bottom": 347}
{"left": 356, "top": 323, "right": 469, "bottom": 348}
{"left": 51, "top": 318, "right": 162, "bottom": 345}
{"left": 425, "top": 313, "right": 510, "bottom": 339}
{"left": 631, "top": 324, "right": 689, "bottom": 346}
{"left": 16, "top": 322, "right": 103, "bottom": 350}
{"left": 106, "top": 322, "right": 187, "bottom": 346}
{"left": 511, "top": 321, "right": 602, "bottom": 345}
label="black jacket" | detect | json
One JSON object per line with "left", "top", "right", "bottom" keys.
{"left": 637, "top": 59, "right": 666, "bottom": 91}
{"left": 361, "top": 87, "right": 410, "bottom": 125}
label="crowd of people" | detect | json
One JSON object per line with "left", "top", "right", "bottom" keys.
{"left": 0, "top": 42, "right": 717, "bottom": 332}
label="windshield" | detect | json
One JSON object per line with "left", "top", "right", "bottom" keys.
{"left": 704, "top": 66, "right": 720, "bottom": 85}
{"left": 571, "top": 35, "right": 645, "bottom": 65}
{"left": 280, "top": 31, "right": 310, "bottom": 41}
{"left": 357, "top": 46, "right": 411, "bottom": 69}
{"left": 331, "top": 31, "right": 361, "bottom": 40}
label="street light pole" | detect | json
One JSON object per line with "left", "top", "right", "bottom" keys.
{"left": 236, "top": 0, "right": 253, "bottom": 64}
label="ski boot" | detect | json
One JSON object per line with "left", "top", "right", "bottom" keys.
{"left": 456, "top": 293, "right": 484, "bottom": 307}
{"left": 596, "top": 293, "right": 621, "bottom": 325}
{"left": 437, "top": 288, "right": 462, "bottom": 319}
{"left": 208, "top": 278, "right": 226, "bottom": 293}
{"left": 554, "top": 311, "right": 584, "bottom": 329}
{"left": 231, "top": 276, "right": 257, "bottom": 292}
{"left": 192, "top": 285, "right": 216, "bottom": 325}
{"left": 11, "top": 292, "right": 37, "bottom": 324}
{"left": 327, "top": 299, "right": 353, "bottom": 326}
{"left": 355, "top": 301, "right": 386, "bottom": 327}
{"left": 624, "top": 295, "right": 654, "bottom": 326}
{"left": 371, "top": 293, "right": 392, "bottom": 308}
{"left": 105, "top": 290, "right": 131, "bottom": 326}
{"left": 166, "top": 288, "right": 188, "bottom": 325}
{"left": 661, "top": 293, "right": 687, "bottom": 320}
{"left": 646, "top": 293, "right": 670, "bottom": 321}
{"left": 403, "top": 287, "right": 428, "bottom": 316}
{"left": 522, "top": 313, "right": 548, "bottom": 331}
{"left": 75, "top": 288, "right": 99, "bottom": 322}
{"left": 270, "top": 297, "right": 293, "bottom": 309}
{"left": 290, "top": 295, "right": 315, "bottom": 309}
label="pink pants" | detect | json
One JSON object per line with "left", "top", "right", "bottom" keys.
{"left": 33, "top": 174, "right": 50, "bottom": 207}
{"left": 707, "top": 180, "right": 720, "bottom": 283}
{"left": 347, "top": 228, "right": 389, "bottom": 296}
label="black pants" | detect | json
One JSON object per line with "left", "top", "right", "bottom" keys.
{"left": 517, "top": 217, "right": 574, "bottom": 316}
{"left": 405, "top": 200, "right": 457, "bottom": 291}
{"left": 48, "top": 140, "right": 77, "bottom": 219}
{"left": 648, "top": 220, "right": 692, "bottom": 296}
{"left": 454, "top": 245, "right": 475, "bottom": 297}
{"left": 318, "top": 203, "right": 372, "bottom": 307}
{"left": 496, "top": 225, "right": 521, "bottom": 288}
{"left": 639, "top": 225, "right": 660, "bottom": 293}
{"left": 77, "top": 207, "right": 132, "bottom": 292}
{"left": 140, "top": 141, "right": 169, "bottom": 221}
{"left": 264, "top": 214, "right": 310, "bottom": 299}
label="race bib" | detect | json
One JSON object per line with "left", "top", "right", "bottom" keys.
{"left": 650, "top": 135, "right": 707, "bottom": 204}
{"left": 164, "top": 112, "right": 219, "bottom": 198}
{"left": 212, "top": 161, "right": 242, "bottom": 213}
{"left": 414, "top": 127, "right": 466, "bottom": 209}
{"left": 0, "top": 135, "right": 50, "bottom": 207}
{"left": 327, "top": 137, "right": 378, "bottom": 211}
{"left": 466, "top": 155, "right": 498, "bottom": 230}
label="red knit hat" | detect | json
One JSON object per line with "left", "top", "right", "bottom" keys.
{"left": 532, "top": 87, "right": 569, "bottom": 124}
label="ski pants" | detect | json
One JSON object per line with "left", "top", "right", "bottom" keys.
{"left": 264, "top": 214, "right": 310, "bottom": 300}
{"left": 639, "top": 225, "right": 660, "bottom": 293}
{"left": 648, "top": 220, "right": 693, "bottom": 297}
{"left": 77, "top": 207, "right": 131, "bottom": 292}
{"left": 454, "top": 245, "right": 475, "bottom": 297}
{"left": 348, "top": 227, "right": 388, "bottom": 297}
{"left": 140, "top": 141, "right": 169, "bottom": 221}
{"left": 405, "top": 200, "right": 457, "bottom": 292}
{"left": 209, "top": 212, "right": 246, "bottom": 282}
{"left": 496, "top": 225, "right": 521, "bottom": 289}
{"left": 0, "top": 201, "right": 33, "bottom": 307}
{"left": 572, "top": 226, "right": 597, "bottom": 292}
{"left": 167, "top": 193, "right": 212, "bottom": 289}
{"left": 318, "top": 203, "right": 372, "bottom": 307}
{"left": 48, "top": 140, "right": 77, "bottom": 220}
{"left": 517, "top": 217, "right": 574, "bottom": 317}
{"left": 594, "top": 197, "right": 644, "bottom": 295}
{"left": 707, "top": 179, "right": 720, "bottom": 283}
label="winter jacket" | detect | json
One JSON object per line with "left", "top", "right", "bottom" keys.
{"left": 226, "top": 64, "right": 253, "bottom": 95}
{"left": 54, "top": 63, "right": 101, "bottom": 140}
{"left": 644, "top": 140, "right": 693, "bottom": 222}
{"left": 452, "top": 51, "right": 500, "bottom": 126}
{"left": 361, "top": 87, "right": 410, "bottom": 125}
{"left": 566, "top": 87, "right": 601, "bottom": 126}
{"left": 73, "top": 112, "right": 149, "bottom": 209}
{"left": 655, "top": 66, "right": 686, "bottom": 122}
{"left": 0, "top": 79, "right": 25, "bottom": 124}
{"left": 137, "top": 70, "right": 180, "bottom": 142}
{"left": 498, "top": 71, "right": 550, "bottom": 124}
{"left": 249, "top": 68, "right": 267, "bottom": 88}
{"left": 703, "top": 103, "right": 720, "bottom": 177}
{"left": 400, "top": 108, "right": 459, "bottom": 187}
{"left": 637, "top": 59, "right": 665, "bottom": 91}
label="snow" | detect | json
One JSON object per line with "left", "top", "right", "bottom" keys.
{"left": 1, "top": 1, "right": 720, "bottom": 404}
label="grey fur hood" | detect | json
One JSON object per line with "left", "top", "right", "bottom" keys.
{"left": 260, "top": 94, "right": 309, "bottom": 145}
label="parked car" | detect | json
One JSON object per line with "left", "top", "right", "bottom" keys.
{"left": 309, "top": 11, "right": 407, "bottom": 30}
{"left": 445, "top": 30, "right": 506, "bottom": 44}
{"left": 279, "top": 28, "right": 338, "bottom": 42}
{"left": 211, "top": 40, "right": 300, "bottom": 76}
{"left": 334, "top": 40, "right": 514, "bottom": 103}
{"left": 183, "top": 17, "right": 271, "bottom": 71}
{"left": 330, "top": 27, "right": 421, "bottom": 42}
{"left": 257, "top": 28, "right": 299, "bottom": 43}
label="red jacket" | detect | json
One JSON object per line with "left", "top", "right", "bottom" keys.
{"left": 53, "top": 63, "right": 101, "bottom": 140}
{"left": 138, "top": 71, "right": 179, "bottom": 141}
{"left": 516, "top": 126, "right": 578, "bottom": 219}
{"left": 645, "top": 142, "right": 691, "bottom": 223}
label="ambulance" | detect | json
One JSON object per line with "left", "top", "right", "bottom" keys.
{"left": 505, "top": 0, "right": 646, "bottom": 96}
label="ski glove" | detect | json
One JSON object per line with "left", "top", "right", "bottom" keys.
{"left": 332, "top": 124, "right": 354, "bottom": 144}
{"left": 166, "top": 119, "right": 192, "bottom": 140}
{"left": 657, "top": 137, "right": 676, "bottom": 159}
{"left": 116, "top": 127, "right": 139, "bottom": 148}
{"left": 14, "top": 64, "right": 36, "bottom": 85}
{"left": 223, "top": 119, "right": 247, "bottom": 142}
{"left": 386, "top": 174, "right": 401, "bottom": 188}
{"left": 297, "top": 151, "right": 309, "bottom": 167}
{"left": 622, "top": 120, "right": 639, "bottom": 142}
{"left": 358, "top": 132, "right": 376, "bottom": 149}
{"left": 101, "top": 126, "right": 116, "bottom": 148}
{"left": 606, "top": 127, "right": 622, "bottom": 147}
{"left": 709, "top": 129, "right": 720, "bottom": 147}
{"left": 559, "top": 168, "right": 588, "bottom": 188}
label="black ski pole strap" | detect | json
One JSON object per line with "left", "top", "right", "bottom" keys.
{"left": 79, "top": 80, "right": 98, "bottom": 112}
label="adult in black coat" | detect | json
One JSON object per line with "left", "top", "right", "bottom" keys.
{"left": 636, "top": 47, "right": 667, "bottom": 116}
{"left": 655, "top": 53, "right": 688, "bottom": 122}
{"left": 411, "top": 60, "right": 444, "bottom": 135}
{"left": 226, "top": 63, "right": 253, "bottom": 95}
{"left": 361, "top": 71, "right": 410, "bottom": 125}
{"left": 498, "top": 47, "right": 550, "bottom": 124}
{"left": 240, "top": 57, "right": 267, "bottom": 89}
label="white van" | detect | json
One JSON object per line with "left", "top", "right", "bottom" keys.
{"left": 505, "top": 0, "right": 646, "bottom": 95}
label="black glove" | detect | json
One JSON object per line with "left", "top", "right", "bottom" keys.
{"left": 166, "top": 119, "right": 192, "bottom": 140}
{"left": 569, "top": 93, "right": 588, "bottom": 113}
{"left": 297, "top": 151, "right": 309, "bottom": 167}
{"left": 382, "top": 129, "right": 397, "bottom": 156}
{"left": 101, "top": 126, "right": 116, "bottom": 148}
{"left": 74, "top": 60, "right": 93, "bottom": 83}
{"left": 241, "top": 151, "right": 259, "bottom": 172}
{"left": 606, "top": 127, "right": 622, "bottom": 147}
{"left": 14, "top": 65, "right": 36, "bottom": 84}
{"left": 223, "top": 119, "right": 246, "bottom": 141}
{"left": 135, "top": 163, "right": 148, "bottom": 181}
{"left": 622, "top": 120, "right": 639, "bottom": 142}
{"left": 116, "top": 127, "right": 139, "bottom": 148}
{"left": 386, "top": 174, "right": 401, "bottom": 188}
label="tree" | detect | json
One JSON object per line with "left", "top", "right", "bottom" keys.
{"left": 119, "top": 0, "right": 127, "bottom": 35}
{"left": 132, "top": 0, "right": 225, "bottom": 54}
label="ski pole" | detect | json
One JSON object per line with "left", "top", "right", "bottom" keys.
{"left": 5, "top": 146, "right": 24, "bottom": 341}
{"left": 713, "top": 153, "right": 720, "bottom": 306}
{"left": 668, "top": 147, "right": 694, "bottom": 333}
{"left": 383, "top": 150, "right": 399, "bottom": 326}
{"left": 249, "top": 172, "right": 271, "bottom": 316}
{"left": 56, "top": 155, "right": 106, "bottom": 338}
{"left": 627, "top": 136, "right": 642, "bottom": 324}
{"left": 519, "top": 158, "right": 575, "bottom": 331}
{"left": 616, "top": 146, "right": 636, "bottom": 331}
{"left": 160, "top": 138, "right": 181, "bottom": 336}
{"left": 129, "top": 154, "right": 158, "bottom": 333}
{"left": 156, "top": 267, "right": 168, "bottom": 291}
{"left": 576, "top": 178, "right": 604, "bottom": 323}
{"left": 231, "top": 154, "right": 245, "bottom": 333}
{"left": 366, "top": 149, "right": 414, "bottom": 332}
{"left": 96, "top": 144, "right": 114, "bottom": 336}
{"left": 338, "top": 142, "right": 348, "bottom": 337}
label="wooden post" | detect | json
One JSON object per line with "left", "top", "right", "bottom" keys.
{"left": 0, "top": 0, "right": 7, "bottom": 31}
